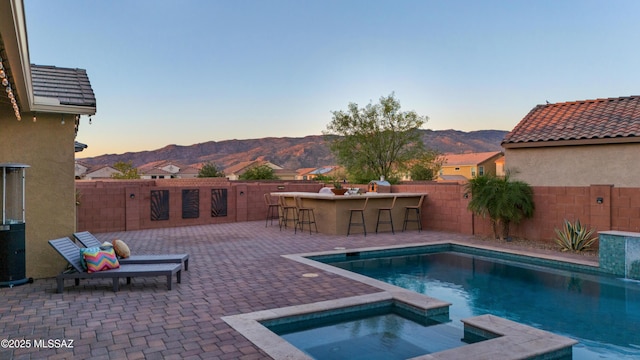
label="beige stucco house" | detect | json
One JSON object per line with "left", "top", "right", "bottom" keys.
{"left": 83, "top": 165, "right": 121, "bottom": 180}
{"left": 437, "top": 151, "right": 503, "bottom": 181}
{"left": 1, "top": 1, "right": 96, "bottom": 278}
{"left": 139, "top": 160, "right": 200, "bottom": 179}
{"left": 502, "top": 96, "right": 640, "bottom": 187}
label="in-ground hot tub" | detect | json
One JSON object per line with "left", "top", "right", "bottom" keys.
{"left": 222, "top": 291, "right": 576, "bottom": 360}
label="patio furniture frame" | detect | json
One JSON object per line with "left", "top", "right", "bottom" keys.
{"left": 48, "top": 237, "right": 181, "bottom": 293}
{"left": 73, "top": 231, "right": 189, "bottom": 271}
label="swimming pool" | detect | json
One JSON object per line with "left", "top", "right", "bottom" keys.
{"left": 321, "top": 249, "right": 640, "bottom": 359}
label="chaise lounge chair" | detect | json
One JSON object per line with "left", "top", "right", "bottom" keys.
{"left": 48, "top": 237, "right": 182, "bottom": 293}
{"left": 73, "top": 231, "right": 189, "bottom": 271}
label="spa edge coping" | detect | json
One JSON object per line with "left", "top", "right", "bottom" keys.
{"left": 270, "top": 191, "right": 427, "bottom": 200}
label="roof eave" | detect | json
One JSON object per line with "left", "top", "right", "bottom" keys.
{"left": 1, "top": 1, "right": 96, "bottom": 116}
{"left": 0, "top": 0, "right": 33, "bottom": 112}
{"left": 32, "top": 96, "right": 96, "bottom": 115}
{"left": 502, "top": 136, "right": 640, "bottom": 149}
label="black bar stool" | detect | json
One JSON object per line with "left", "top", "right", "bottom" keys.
{"left": 295, "top": 197, "right": 317, "bottom": 234}
{"left": 279, "top": 196, "right": 297, "bottom": 230}
{"left": 403, "top": 195, "right": 425, "bottom": 232}
{"left": 347, "top": 197, "right": 369, "bottom": 236}
{"left": 264, "top": 193, "right": 280, "bottom": 227}
{"left": 376, "top": 196, "right": 397, "bottom": 234}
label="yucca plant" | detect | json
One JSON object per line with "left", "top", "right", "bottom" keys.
{"left": 554, "top": 219, "right": 597, "bottom": 252}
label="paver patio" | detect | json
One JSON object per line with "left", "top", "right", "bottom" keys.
{"left": 0, "top": 221, "right": 597, "bottom": 360}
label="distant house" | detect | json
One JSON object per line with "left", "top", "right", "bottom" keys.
{"left": 296, "top": 166, "right": 341, "bottom": 180}
{"left": 75, "top": 161, "right": 90, "bottom": 179}
{"left": 437, "top": 151, "right": 504, "bottom": 181}
{"left": 502, "top": 96, "right": 640, "bottom": 187}
{"left": 84, "top": 165, "right": 122, "bottom": 179}
{"left": 138, "top": 161, "right": 200, "bottom": 179}
{"left": 272, "top": 168, "right": 297, "bottom": 180}
{"left": 296, "top": 168, "right": 317, "bottom": 180}
{"left": 224, "top": 160, "right": 284, "bottom": 180}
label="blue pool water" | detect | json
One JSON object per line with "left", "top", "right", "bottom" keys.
{"left": 329, "top": 251, "right": 640, "bottom": 359}
{"left": 266, "top": 304, "right": 472, "bottom": 359}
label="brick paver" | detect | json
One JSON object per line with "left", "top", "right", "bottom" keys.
{"left": 0, "top": 221, "right": 596, "bottom": 359}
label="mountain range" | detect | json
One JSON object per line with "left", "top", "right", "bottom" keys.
{"left": 77, "top": 129, "right": 508, "bottom": 170}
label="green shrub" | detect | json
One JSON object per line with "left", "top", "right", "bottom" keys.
{"left": 554, "top": 219, "right": 597, "bottom": 252}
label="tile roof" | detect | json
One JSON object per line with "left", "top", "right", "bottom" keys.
{"left": 443, "top": 151, "right": 503, "bottom": 166}
{"left": 178, "top": 166, "right": 200, "bottom": 175}
{"left": 503, "top": 95, "right": 640, "bottom": 146}
{"left": 309, "top": 166, "right": 337, "bottom": 175}
{"left": 31, "top": 64, "right": 96, "bottom": 108}
{"left": 296, "top": 167, "right": 316, "bottom": 176}
{"left": 224, "top": 160, "right": 259, "bottom": 175}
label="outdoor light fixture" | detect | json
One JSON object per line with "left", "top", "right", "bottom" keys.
{"left": 61, "top": 115, "right": 65, "bottom": 125}
{"left": 463, "top": 193, "right": 469, "bottom": 199}
{"left": 130, "top": 193, "right": 135, "bottom": 200}
{"left": 596, "top": 197, "right": 604, "bottom": 204}
{"left": 0, "top": 57, "right": 21, "bottom": 121}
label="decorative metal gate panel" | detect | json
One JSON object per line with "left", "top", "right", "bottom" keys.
{"left": 150, "top": 190, "right": 169, "bottom": 221}
{"left": 211, "top": 189, "right": 227, "bottom": 217}
{"left": 182, "top": 189, "right": 200, "bottom": 219}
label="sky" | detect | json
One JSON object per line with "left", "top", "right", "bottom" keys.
{"left": 23, "top": 0, "right": 640, "bottom": 158}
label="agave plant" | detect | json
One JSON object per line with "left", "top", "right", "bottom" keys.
{"left": 554, "top": 219, "right": 597, "bottom": 252}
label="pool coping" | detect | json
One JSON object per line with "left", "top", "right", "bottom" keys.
{"left": 223, "top": 241, "right": 580, "bottom": 360}
{"left": 222, "top": 291, "right": 449, "bottom": 360}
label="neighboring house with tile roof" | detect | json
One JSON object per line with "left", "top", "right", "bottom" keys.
{"left": 74, "top": 160, "right": 90, "bottom": 179}
{"left": 502, "top": 96, "right": 640, "bottom": 187}
{"left": 296, "top": 166, "right": 341, "bottom": 180}
{"left": 139, "top": 167, "right": 174, "bottom": 179}
{"left": 138, "top": 161, "right": 199, "bottom": 179}
{"left": 437, "top": 151, "right": 504, "bottom": 181}
{"left": 0, "top": 0, "right": 97, "bottom": 278}
{"left": 296, "top": 167, "right": 317, "bottom": 180}
{"left": 224, "top": 160, "right": 283, "bottom": 180}
{"left": 83, "top": 165, "right": 122, "bottom": 180}
{"left": 273, "top": 168, "right": 297, "bottom": 180}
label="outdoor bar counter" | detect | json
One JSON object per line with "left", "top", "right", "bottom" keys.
{"left": 271, "top": 192, "right": 426, "bottom": 235}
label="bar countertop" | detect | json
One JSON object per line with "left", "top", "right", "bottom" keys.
{"left": 270, "top": 191, "right": 427, "bottom": 200}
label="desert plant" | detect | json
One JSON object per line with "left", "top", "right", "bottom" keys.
{"left": 554, "top": 219, "right": 597, "bottom": 252}
{"left": 465, "top": 173, "right": 535, "bottom": 241}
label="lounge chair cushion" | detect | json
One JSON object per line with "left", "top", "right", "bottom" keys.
{"left": 81, "top": 246, "right": 120, "bottom": 273}
{"left": 112, "top": 239, "right": 131, "bottom": 258}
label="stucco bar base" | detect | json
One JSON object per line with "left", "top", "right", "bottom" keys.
{"left": 271, "top": 192, "right": 426, "bottom": 236}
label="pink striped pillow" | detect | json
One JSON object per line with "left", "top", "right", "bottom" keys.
{"left": 82, "top": 247, "right": 120, "bottom": 273}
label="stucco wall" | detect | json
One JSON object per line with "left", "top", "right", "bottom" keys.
{"left": 505, "top": 143, "right": 640, "bottom": 187}
{"left": 0, "top": 111, "right": 77, "bottom": 278}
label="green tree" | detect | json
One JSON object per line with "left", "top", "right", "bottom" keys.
{"left": 111, "top": 161, "right": 140, "bottom": 179}
{"left": 409, "top": 151, "right": 444, "bottom": 181}
{"left": 465, "top": 173, "right": 535, "bottom": 241}
{"left": 324, "top": 93, "right": 432, "bottom": 183}
{"left": 239, "top": 164, "right": 279, "bottom": 180}
{"left": 197, "top": 162, "right": 225, "bottom": 178}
